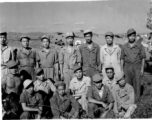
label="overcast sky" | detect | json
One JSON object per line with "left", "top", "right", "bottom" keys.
{"left": 0, "top": 0, "right": 151, "bottom": 33}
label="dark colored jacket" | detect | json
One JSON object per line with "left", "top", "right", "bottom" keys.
{"left": 50, "top": 91, "right": 80, "bottom": 119}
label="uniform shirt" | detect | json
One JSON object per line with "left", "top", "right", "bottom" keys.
{"left": 34, "top": 79, "right": 56, "bottom": 94}
{"left": 100, "top": 44, "right": 121, "bottom": 66}
{"left": 87, "top": 84, "right": 114, "bottom": 104}
{"left": 69, "top": 76, "right": 91, "bottom": 94}
{"left": 103, "top": 77, "right": 117, "bottom": 90}
{"left": 37, "top": 48, "right": 58, "bottom": 68}
{"left": 115, "top": 83, "right": 135, "bottom": 110}
{"left": 50, "top": 91, "right": 80, "bottom": 119}
{"left": 1, "top": 46, "right": 13, "bottom": 66}
{"left": 20, "top": 91, "right": 43, "bottom": 108}
{"left": 120, "top": 42, "right": 146, "bottom": 64}
{"left": 17, "top": 47, "right": 39, "bottom": 67}
{"left": 59, "top": 46, "right": 81, "bottom": 71}
{"left": 79, "top": 42, "right": 100, "bottom": 71}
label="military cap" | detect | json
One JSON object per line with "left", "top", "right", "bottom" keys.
{"left": 83, "top": 30, "right": 92, "bottom": 36}
{"left": 105, "top": 65, "right": 114, "bottom": 71}
{"left": 54, "top": 81, "right": 66, "bottom": 87}
{"left": 105, "top": 32, "right": 114, "bottom": 37}
{"left": 0, "top": 32, "right": 7, "bottom": 36}
{"left": 6, "top": 60, "right": 18, "bottom": 68}
{"left": 20, "top": 35, "right": 30, "bottom": 41}
{"left": 127, "top": 29, "right": 136, "bottom": 36}
{"left": 65, "top": 32, "right": 75, "bottom": 38}
{"left": 115, "top": 72, "right": 124, "bottom": 82}
{"left": 35, "top": 67, "right": 43, "bottom": 75}
{"left": 92, "top": 74, "right": 103, "bottom": 82}
{"left": 73, "top": 65, "right": 82, "bottom": 73}
{"left": 23, "top": 79, "right": 33, "bottom": 89}
{"left": 41, "top": 35, "right": 50, "bottom": 41}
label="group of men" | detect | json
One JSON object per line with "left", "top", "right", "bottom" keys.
{"left": 1, "top": 28, "right": 147, "bottom": 119}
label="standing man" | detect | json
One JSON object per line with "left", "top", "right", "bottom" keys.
{"left": 69, "top": 65, "right": 91, "bottom": 113}
{"left": 37, "top": 35, "right": 59, "bottom": 82}
{"left": 17, "top": 35, "right": 39, "bottom": 81}
{"left": 1, "top": 32, "right": 14, "bottom": 79}
{"left": 59, "top": 32, "right": 81, "bottom": 90}
{"left": 50, "top": 81, "right": 80, "bottom": 119}
{"left": 87, "top": 74, "right": 114, "bottom": 118}
{"left": 120, "top": 29, "right": 146, "bottom": 102}
{"left": 100, "top": 32, "right": 122, "bottom": 81}
{"left": 79, "top": 30, "right": 100, "bottom": 78}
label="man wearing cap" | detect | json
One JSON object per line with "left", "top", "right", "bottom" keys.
{"left": 17, "top": 35, "right": 39, "bottom": 81}
{"left": 37, "top": 35, "right": 59, "bottom": 82}
{"left": 1, "top": 32, "right": 15, "bottom": 79}
{"left": 20, "top": 79, "right": 44, "bottom": 119}
{"left": 114, "top": 73, "right": 137, "bottom": 118}
{"left": 69, "top": 65, "right": 91, "bottom": 113}
{"left": 59, "top": 32, "right": 81, "bottom": 91}
{"left": 2, "top": 60, "right": 22, "bottom": 95}
{"left": 50, "top": 81, "right": 80, "bottom": 119}
{"left": 120, "top": 29, "right": 146, "bottom": 101}
{"left": 87, "top": 74, "right": 114, "bottom": 118}
{"left": 79, "top": 30, "right": 100, "bottom": 78}
{"left": 100, "top": 32, "right": 122, "bottom": 81}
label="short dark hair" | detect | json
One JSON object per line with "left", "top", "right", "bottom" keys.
{"left": 20, "top": 37, "right": 30, "bottom": 42}
{"left": 41, "top": 38, "right": 50, "bottom": 43}
{"left": 105, "top": 67, "right": 114, "bottom": 72}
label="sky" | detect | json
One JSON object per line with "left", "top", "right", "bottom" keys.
{"left": 0, "top": 0, "right": 151, "bottom": 34}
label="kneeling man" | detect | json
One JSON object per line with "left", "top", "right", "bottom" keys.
{"left": 87, "top": 74, "right": 114, "bottom": 118}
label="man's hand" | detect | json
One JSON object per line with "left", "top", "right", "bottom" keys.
{"left": 101, "top": 103, "right": 108, "bottom": 110}
{"left": 60, "top": 116, "right": 66, "bottom": 119}
{"left": 141, "top": 69, "right": 144, "bottom": 76}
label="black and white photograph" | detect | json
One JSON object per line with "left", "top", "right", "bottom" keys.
{"left": 0, "top": 0, "right": 152, "bottom": 119}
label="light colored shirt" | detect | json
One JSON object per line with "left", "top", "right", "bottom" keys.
{"left": 34, "top": 79, "right": 56, "bottom": 94}
{"left": 100, "top": 44, "right": 121, "bottom": 67}
{"left": 69, "top": 76, "right": 91, "bottom": 94}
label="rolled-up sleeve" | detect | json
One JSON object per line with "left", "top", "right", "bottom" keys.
{"left": 140, "top": 45, "right": 146, "bottom": 59}
{"left": 50, "top": 97, "right": 60, "bottom": 118}
{"left": 120, "top": 46, "right": 125, "bottom": 60}
{"left": 76, "top": 48, "right": 82, "bottom": 64}
{"left": 59, "top": 49, "right": 64, "bottom": 64}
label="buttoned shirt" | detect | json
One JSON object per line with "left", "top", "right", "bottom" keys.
{"left": 37, "top": 48, "right": 58, "bottom": 68}
{"left": 69, "top": 76, "right": 91, "bottom": 94}
{"left": 87, "top": 84, "right": 114, "bottom": 104}
{"left": 50, "top": 91, "right": 80, "bottom": 118}
{"left": 17, "top": 47, "right": 39, "bottom": 67}
{"left": 1, "top": 46, "right": 13, "bottom": 66}
{"left": 100, "top": 44, "right": 121, "bottom": 67}
{"left": 120, "top": 42, "right": 146, "bottom": 64}
{"left": 115, "top": 83, "right": 135, "bottom": 110}
{"left": 79, "top": 42, "right": 100, "bottom": 71}
{"left": 59, "top": 46, "right": 81, "bottom": 71}
{"left": 34, "top": 79, "right": 56, "bottom": 94}
{"left": 20, "top": 91, "right": 43, "bottom": 108}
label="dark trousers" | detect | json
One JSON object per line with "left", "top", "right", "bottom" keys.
{"left": 124, "top": 63, "right": 141, "bottom": 101}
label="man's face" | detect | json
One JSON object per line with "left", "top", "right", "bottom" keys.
{"left": 94, "top": 81, "right": 103, "bottom": 90}
{"left": 84, "top": 33, "right": 92, "bottom": 44}
{"left": 128, "top": 33, "right": 136, "bottom": 43}
{"left": 42, "top": 39, "right": 50, "bottom": 48}
{"left": 118, "top": 77, "right": 126, "bottom": 87}
{"left": 26, "top": 85, "right": 34, "bottom": 95}
{"left": 37, "top": 72, "right": 45, "bottom": 81}
{"left": 9, "top": 67, "right": 18, "bottom": 74}
{"left": 66, "top": 37, "right": 74, "bottom": 46}
{"left": 0, "top": 35, "right": 7, "bottom": 45}
{"left": 106, "top": 69, "right": 114, "bottom": 80}
{"left": 21, "top": 38, "right": 29, "bottom": 48}
{"left": 57, "top": 85, "right": 65, "bottom": 96}
{"left": 75, "top": 69, "right": 83, "bottom": 79}
{"left": 105, "top": 36, "right": 113, "bottom": 45}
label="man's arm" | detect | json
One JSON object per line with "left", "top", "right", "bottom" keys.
{"left": 54, "top": 51, "right": 59, "bottom": 80}
{"left": 140, "top": 45, "right": 146, "bottom": 76}
{"left": 76, "top": 47, "right": 82, "bottom": 66}
{"left": 59, "top": 49, "right": 64, "bottom": 80}
{"left": 21, "top": 103, "right": 39, "bottom": 112}
{"left": 2, "top": 76, "right": 6, "bottom": 93}
{"left": 120, "top": 46, "right": 125, "bottom": 71}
